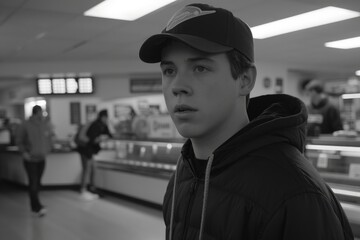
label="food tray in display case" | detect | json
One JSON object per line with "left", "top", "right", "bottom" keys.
{"left": 96, "top": 139, "right": 184, "bottom": 179}
{"left": 306, "top": 136, "right": 360, "bottom": 203}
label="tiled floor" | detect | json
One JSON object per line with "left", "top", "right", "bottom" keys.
{"left": 1, "top": 181, "right": 359, "bottom": 240}
{"left": 0, "top": 182, "right": 165, "bottom": 240}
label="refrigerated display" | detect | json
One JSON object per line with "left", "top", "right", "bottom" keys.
{"left": 93, "top": 136, "right": 360, "bottom": 235}
{"left": 306, "top": 135, "right": 360, "bottom": 236}
{"left": 306, "top": 135, "right": 360, "bottom": 192}
{"left": 93, "top": 138, "right": 183, "bottom": 204}
{"left": 94, "top": 136, "right": 360, "bottom": 203}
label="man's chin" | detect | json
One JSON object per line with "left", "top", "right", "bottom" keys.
{"left": 176, "top": 128, "right": 199, "bottom": 139}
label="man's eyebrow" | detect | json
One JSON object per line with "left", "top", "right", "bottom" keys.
{"left": 160, "top": 60, "right": 173, "bottom": 67}
{"left": 160, "top": 57, "right": 215, "bottom": 66}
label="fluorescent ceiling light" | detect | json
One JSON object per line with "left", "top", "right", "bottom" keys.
{"left": 306, "top": 144, "right": 360, "bottom": 152}
{"left": 251, "top": 6, "right": 360, "bottom": 39}
{"left": 325, "top": 36, "right": 360, "bottom": 49}
{"left": 84, "top": 0, "right": 176, "bottom": 21}
{"left": 356, "top": 70, "right": 360, "bottom": 76}
{"left": 342, "top": 93, "right": 360, "bottom": 99}
{"left": 332, "top": 188, "right": 360, "bottom": 198}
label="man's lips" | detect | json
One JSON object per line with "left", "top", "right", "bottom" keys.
{"left": 174, "top": 104, "right": 197, "bottom": 113}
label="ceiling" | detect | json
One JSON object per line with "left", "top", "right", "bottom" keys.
{"left": 0, "top": 0, "right": 359, "bottom": 88}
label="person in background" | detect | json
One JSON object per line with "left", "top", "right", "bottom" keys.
{"left": 17, "top": 105, "right": 54, "bottom": 217}
{"left": 77, "top": 109, "right": 112, "bottom": 200}
{"left": 139, "top": 3, "right": 353, "bottom": 240}
{"left": 305, "top": 79, "right": 343, "bottom": 136}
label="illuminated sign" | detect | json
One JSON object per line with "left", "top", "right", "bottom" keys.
{"left": 37, "top": 77, "right": 94, "bottom": 95}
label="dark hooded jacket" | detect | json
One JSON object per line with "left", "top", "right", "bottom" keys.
{"left": 77, "top": 118, "right": 112, "bottom": 158}
{"left": 163, "top": 94, "right": 353, "bottom": 240}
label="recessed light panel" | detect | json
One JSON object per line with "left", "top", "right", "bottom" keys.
{"left": 325, "top": 36, "right": 360, "bottom": 49}
{"left": 251, "top": 6, "right": 360, "bottom": 39}
{"left": 84, "top": 0, "right": 176, "bottom": 21}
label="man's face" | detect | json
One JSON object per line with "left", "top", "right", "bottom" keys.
{"left": 160, "top": 41, "right": 242, "bottom": 140}
{"left": 306, "top": 89, "right": 320, "bottom": 104}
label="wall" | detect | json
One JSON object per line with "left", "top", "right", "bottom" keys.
{"left": 0, "top": 59, "right": 309, "bottom": 140}
{"left": 251, "top": 61, "right": 303, "bottom": 99}
{"left": 286, "top": 70, "right": 313, "bottom": 106}
{"left": 99, "top": 94, "right": 167, "bottom": 117}
{"left": 0, "top": 58, "right": 306, "bottom": 104}
{"left": 0, "top": 82, "right": 35, "bottom": 118}
{"left": 95, "top": 73, "right": 161, "bottom": 101}
{"left": 48, "top": 97, "right": 101, "bottom": 140}
{"left": 0, "top": 73, "right": 167, "bottom": 139}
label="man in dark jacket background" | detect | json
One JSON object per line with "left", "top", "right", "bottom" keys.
{"left": 305, "top": 79, "right": 343, "bottom": 136}
{"left": 139, "top": 3, "right": 353, "bottom": 240}
{"left": 77, "top": 109, "right": 112, "bottom": 200}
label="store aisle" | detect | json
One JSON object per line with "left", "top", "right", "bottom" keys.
{"left": 0, "top": 182, "right": 165, "bottom": 240}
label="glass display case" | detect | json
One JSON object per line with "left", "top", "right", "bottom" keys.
{"left": 306, "top": 135, "right": 360, "bottom": 236}
{"left": 96, "top": 138, "right": 183, "bottom": 178}
{"left": 306, "top": 135, "right": 360, "bottom": 204}
{"left": 96, "top": 136, "right": 360, "bottom": 203}
{"left": 93, "top": 138, "right": 184, "bottom": 205}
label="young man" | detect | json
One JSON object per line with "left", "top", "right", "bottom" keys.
{"left": 17, "top": 105, "right": 54, "bottom": 217}
{"left": 305, "top": 79, "right": 343, "bottom": 136}
{"left": 139, "top": 3, "right": 353, "bottom": 240}
{"left": 76, "top": 109, "right": 112, "bottom": 200}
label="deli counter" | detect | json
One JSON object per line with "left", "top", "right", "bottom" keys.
{"left": 306, "top": 135, "right": 360, "bottom": 201}
{"left": 94, "top": 136, "right": 360, "bottom": 205}
{"left": 94, "top": 136, "right": 360, "bottom": 236}
{"left": 94, "top": 138, "right": 183, "bottom": 205}
{"left": 306, "top": 135, "right": 360, "bottom": 235}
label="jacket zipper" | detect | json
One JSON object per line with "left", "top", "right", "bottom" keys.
{"left": 182, "top": 178, "right": 198, "bottom": 240}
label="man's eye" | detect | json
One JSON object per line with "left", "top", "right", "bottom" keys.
{"left": 162, "top": 68, "right": 175, "bottom": 76}
{"left": 194, "top": 66, "right": 208, "bottom": 73}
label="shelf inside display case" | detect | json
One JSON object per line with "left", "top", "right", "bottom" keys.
{"left": 306, "top": 135, "right": 360, "bottom": 190}
{"left": 96, "top": 157, "right": 176, "bottom": 179}
{"left": 95, "top": 139, "right": 184, "bottom": 179}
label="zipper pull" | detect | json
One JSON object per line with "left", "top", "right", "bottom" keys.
{"left": 189, "top": 179, "right": 198, "bottom": 194}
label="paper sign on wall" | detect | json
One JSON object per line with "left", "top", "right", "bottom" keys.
{"left": 317, "top": 153, "right": 328, "bottom": 168}
{"left": 349, "top": 164, "right": 360, "bottom": 179}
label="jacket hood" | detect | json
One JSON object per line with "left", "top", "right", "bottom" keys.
{"left": 181, "top": 94, "right": 308, "bottom": 170}
{"left": 215, "top": 94, "right": 307, "bottom": 159}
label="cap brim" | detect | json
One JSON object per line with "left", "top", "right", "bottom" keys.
{"left": 139, "top": 33, "right": 232, "bottom": 63}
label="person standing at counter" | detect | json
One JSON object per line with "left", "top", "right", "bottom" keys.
{"left": 76, "top": 109, "right": 112, "bottom": 200}
{"left": 16, "top": 105, "right": 54, "bottom": 217}
{"left": 139, "top": 3, "right": 353, "bottom": 240}
{"left": 305, "top": 79, "right": 343, "bottom": 136}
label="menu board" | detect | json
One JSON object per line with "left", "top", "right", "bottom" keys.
{"left": 37, "top": 77, "right": 94, "bottom": 95}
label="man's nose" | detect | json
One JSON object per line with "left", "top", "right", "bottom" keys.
{"left": 171, "top": 73, "right": 192, "bottom": 96}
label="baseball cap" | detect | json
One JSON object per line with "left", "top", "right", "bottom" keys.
{"left": 139, "top": 3, "right": 254, "bottom": 63}
{"left": 305, "top": 80, "right": 324, "bottom": 93}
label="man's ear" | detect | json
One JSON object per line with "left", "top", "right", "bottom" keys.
{"left": 237, "top": 66, "right": 257, "bottom": 96}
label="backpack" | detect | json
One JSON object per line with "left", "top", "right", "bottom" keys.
{"left": 74, "top": 122, "right": 92, "bottom": 147}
